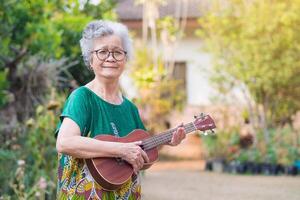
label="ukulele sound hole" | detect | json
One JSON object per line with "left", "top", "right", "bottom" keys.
{"left": 116, "top": 158, "right": 125, "bottom": 165}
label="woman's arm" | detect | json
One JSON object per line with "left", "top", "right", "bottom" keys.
{"left": 56, "top": 117, "right": 149, "bottom": 172}
{"left": 56, "top": 117, "right": 122, "bottom": 158}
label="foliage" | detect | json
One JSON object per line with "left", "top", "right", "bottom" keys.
{"left": 4, "top": 56, "right": 75, "bottom": 121}
{"left": 157, "top": 15, "right": 185, "bottom": 43}
{"left": 235, "top": 126, "right": 300, "bottom": 165}
{"left": 196, "top": 0, "right": 300, "bottom": 131}
{"left": 263, "top": 126, "right": 299, "bottom": 165}
{"left": 0, "top": 0, "right": 116, "bottom": 63}
{"left": 197, "top": 0, "right": 300, "bottom": 170}
{"left": 0, "top": 1, "right": 62, "bottom": 61}
{"left": 200, "top": 128, "right": 240, "bottom": 160}
{"left": 0, "top": 6, "right": 117, "bottom": 197}
{"left": 202, "top": 125, "right": 300, "bottom": 166}
{"left": 0, "top": 1, "right": 117, "bottom": 198}
{"left": 0, "top": 149, "right": 18, "bottom": 196}
{"left": 130, "top": 1, "right": 188, "bottom": 133}
{"left": 0, "top": 69, "right": 9, "bottom": 107}
{"left": 0, "top": 90, "right": 66, "bottom": 199}
{"left": 53, "top": 0, "right": 117, "bottom": 84}
{"left": 0, "top": 0, "right": 116, "bottom": 117}
{"left": 129, "top": 47, "right": 186, "bottom": 133}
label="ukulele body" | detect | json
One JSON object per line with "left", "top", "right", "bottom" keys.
{"left": 85, "top": 129, "right": 158, "bottom": 191}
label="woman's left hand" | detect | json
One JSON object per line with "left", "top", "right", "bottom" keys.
{"left": 169, "top": 124, "right": 186, "bottom": 146}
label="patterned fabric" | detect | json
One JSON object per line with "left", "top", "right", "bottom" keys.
{"left": 55, "top": 87, "right": 145, "bottom": 199}
{"left": 56, "top": 154, "right": 141, "bottom": 200}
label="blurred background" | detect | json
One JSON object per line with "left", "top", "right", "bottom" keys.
{"left": 0, "top": 0, "right": 299, "bottom": 199}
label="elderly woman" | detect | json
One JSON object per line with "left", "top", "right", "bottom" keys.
{"left": 55, "top": 20, "right": 186, "bottom": 199}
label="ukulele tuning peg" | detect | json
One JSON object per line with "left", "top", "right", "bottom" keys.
{"left": 200, "top": 113, "right": 206, "bottom": 119}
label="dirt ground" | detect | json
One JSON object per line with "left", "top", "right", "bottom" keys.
{"left": 141, "top": 161, "right": 300, "bottom": 200}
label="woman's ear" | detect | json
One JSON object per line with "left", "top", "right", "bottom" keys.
{"left": 89, "top": 56, "right": 94, "bottom": 71}
{"left": 89, "top": 56, "right": 93, "bottom": 66}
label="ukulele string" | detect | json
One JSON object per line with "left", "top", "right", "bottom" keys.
{"left": 142, "top": 123, "right": 195, "bottom": 149}
{"left": 141, "top": 123, "right": 195, "bottom": 150}
{"left": 142, "top": 123, "right": 195, "bottom": 147}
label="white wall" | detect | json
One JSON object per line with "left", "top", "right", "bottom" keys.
{"left": 120, "top": 37, "right": 215, "bottom": 106}
{"left": 175, "top": 38, "right": 213, "bottom": 105}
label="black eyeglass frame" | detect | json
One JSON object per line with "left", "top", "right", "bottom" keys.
{"left": 91, "top": 48, "right": 127, "bottom": 61}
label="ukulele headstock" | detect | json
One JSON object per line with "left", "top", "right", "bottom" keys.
{"left": 193, "top": 113, "right": 216, "bottom": 135}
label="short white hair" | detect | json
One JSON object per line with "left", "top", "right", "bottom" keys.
{"left": 79, "top": 20, "right": 133, "bottom": 69}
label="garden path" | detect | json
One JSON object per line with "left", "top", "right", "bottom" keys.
{"left": 141, "top": 161, "right": 300, "bottom": 200}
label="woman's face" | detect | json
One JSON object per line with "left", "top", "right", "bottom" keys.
{"left": 90, "top": 35, "right": 126, "bottom": 81}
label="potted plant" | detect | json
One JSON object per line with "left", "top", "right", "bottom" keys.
{"left": 201, "top": 134, "right": 226, "bottom": 173}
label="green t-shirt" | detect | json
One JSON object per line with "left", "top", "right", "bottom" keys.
{"left": 56, "top": 86, "right": 145, "bottom": 200}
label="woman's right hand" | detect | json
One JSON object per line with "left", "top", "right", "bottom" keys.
{"left": 119, "top": 141, "right": 149, "bottom": 174}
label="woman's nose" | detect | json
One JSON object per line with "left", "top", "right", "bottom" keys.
{"left": 105, "top": 52, "right": 116, "bottom": 62}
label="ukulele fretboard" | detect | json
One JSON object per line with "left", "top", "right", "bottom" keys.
{"left": 141, "top": 122, "right": 196, "bottom": 150}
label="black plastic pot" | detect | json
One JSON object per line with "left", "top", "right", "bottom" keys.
{"left": 211, "top": 159, "right": 225, "bottom": 173}
{"left": 274, "top": 164, "right": 285, "bottom": 175}
{"left": 253, "top": 163, "right": 263, "bottom": 174}
{"left": 236, "top": 162, "right": 247, "bottom": 174}
{"left": 205, "top": 160, "right": 213, "bottom": 171}
{"left": 261, "top": 163, "right": 274, "bottom": 175}
{"left": 286, "top": 166, "right": 298, "bottom": 176}
{"left": 224, "top": 161, "right": 238, "bottom": 174}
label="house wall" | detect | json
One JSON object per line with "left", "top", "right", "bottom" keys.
{"left": 120, "top": 35, "right": 215, "bottom": 106}
{"left": 174, "top": 37, "right": 213, "bottom": 105}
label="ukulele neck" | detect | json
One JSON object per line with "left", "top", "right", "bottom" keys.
{"left": 141, "top": 122, "right": 196, "bottom": 150}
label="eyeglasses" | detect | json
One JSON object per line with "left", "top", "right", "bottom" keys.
{"left": 91, "top": 48, "right": 127, "bottom": 61}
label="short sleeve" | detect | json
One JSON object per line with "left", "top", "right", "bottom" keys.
{"left": 55, "top": 89, "right": 90, "bottom": 137}
{"left": 133, "top": 105, "right": 146, "bottom": 131}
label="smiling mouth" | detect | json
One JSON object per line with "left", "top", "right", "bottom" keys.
{"left": 102, "top": 66, "right": 118, "bottom": 68}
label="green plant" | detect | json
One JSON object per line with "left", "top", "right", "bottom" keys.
{"left": 248, "top": 148, "right": 262, "bottom": 163}
{"left": 236, "top": 149, "right": 250, "bottom": 163}
{"left": 0, "top": 69, "right": 9, "bottom": 107}
{"left": 0, "top": 91, "right": 66, "bottom": 199}
{"left": 9, "top": 160, "right": 41, "bottom": 200}
{"left": 196, "top": 0, "right": 300, "bottom": 140}
{"left": 200, "top": 128, "right": 240, "bottom": 161}
{"left": 246, "top": 126, "right": 299, "bottom": 165}
{"left": 0, "top": 149, "right": 18, "bottom": 195}
{"left": 130, "top": 47, "right": 186, "bottom": 133}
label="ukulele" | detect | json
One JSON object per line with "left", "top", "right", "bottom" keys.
{"left": 85, "top": 113, "right": 216, "bottom": 191}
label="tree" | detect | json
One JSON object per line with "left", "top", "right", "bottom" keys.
{"left": 0, "top": 0, "right": 117, "bottom": 197}
{"left": 54, "top": 0, "right": 117, "bottom": 84}
{"left": 0, "top": 0, "right": 116, "bottom": 121}
{"left": 196, "top": 0, "right": 300, "bottom": 137}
